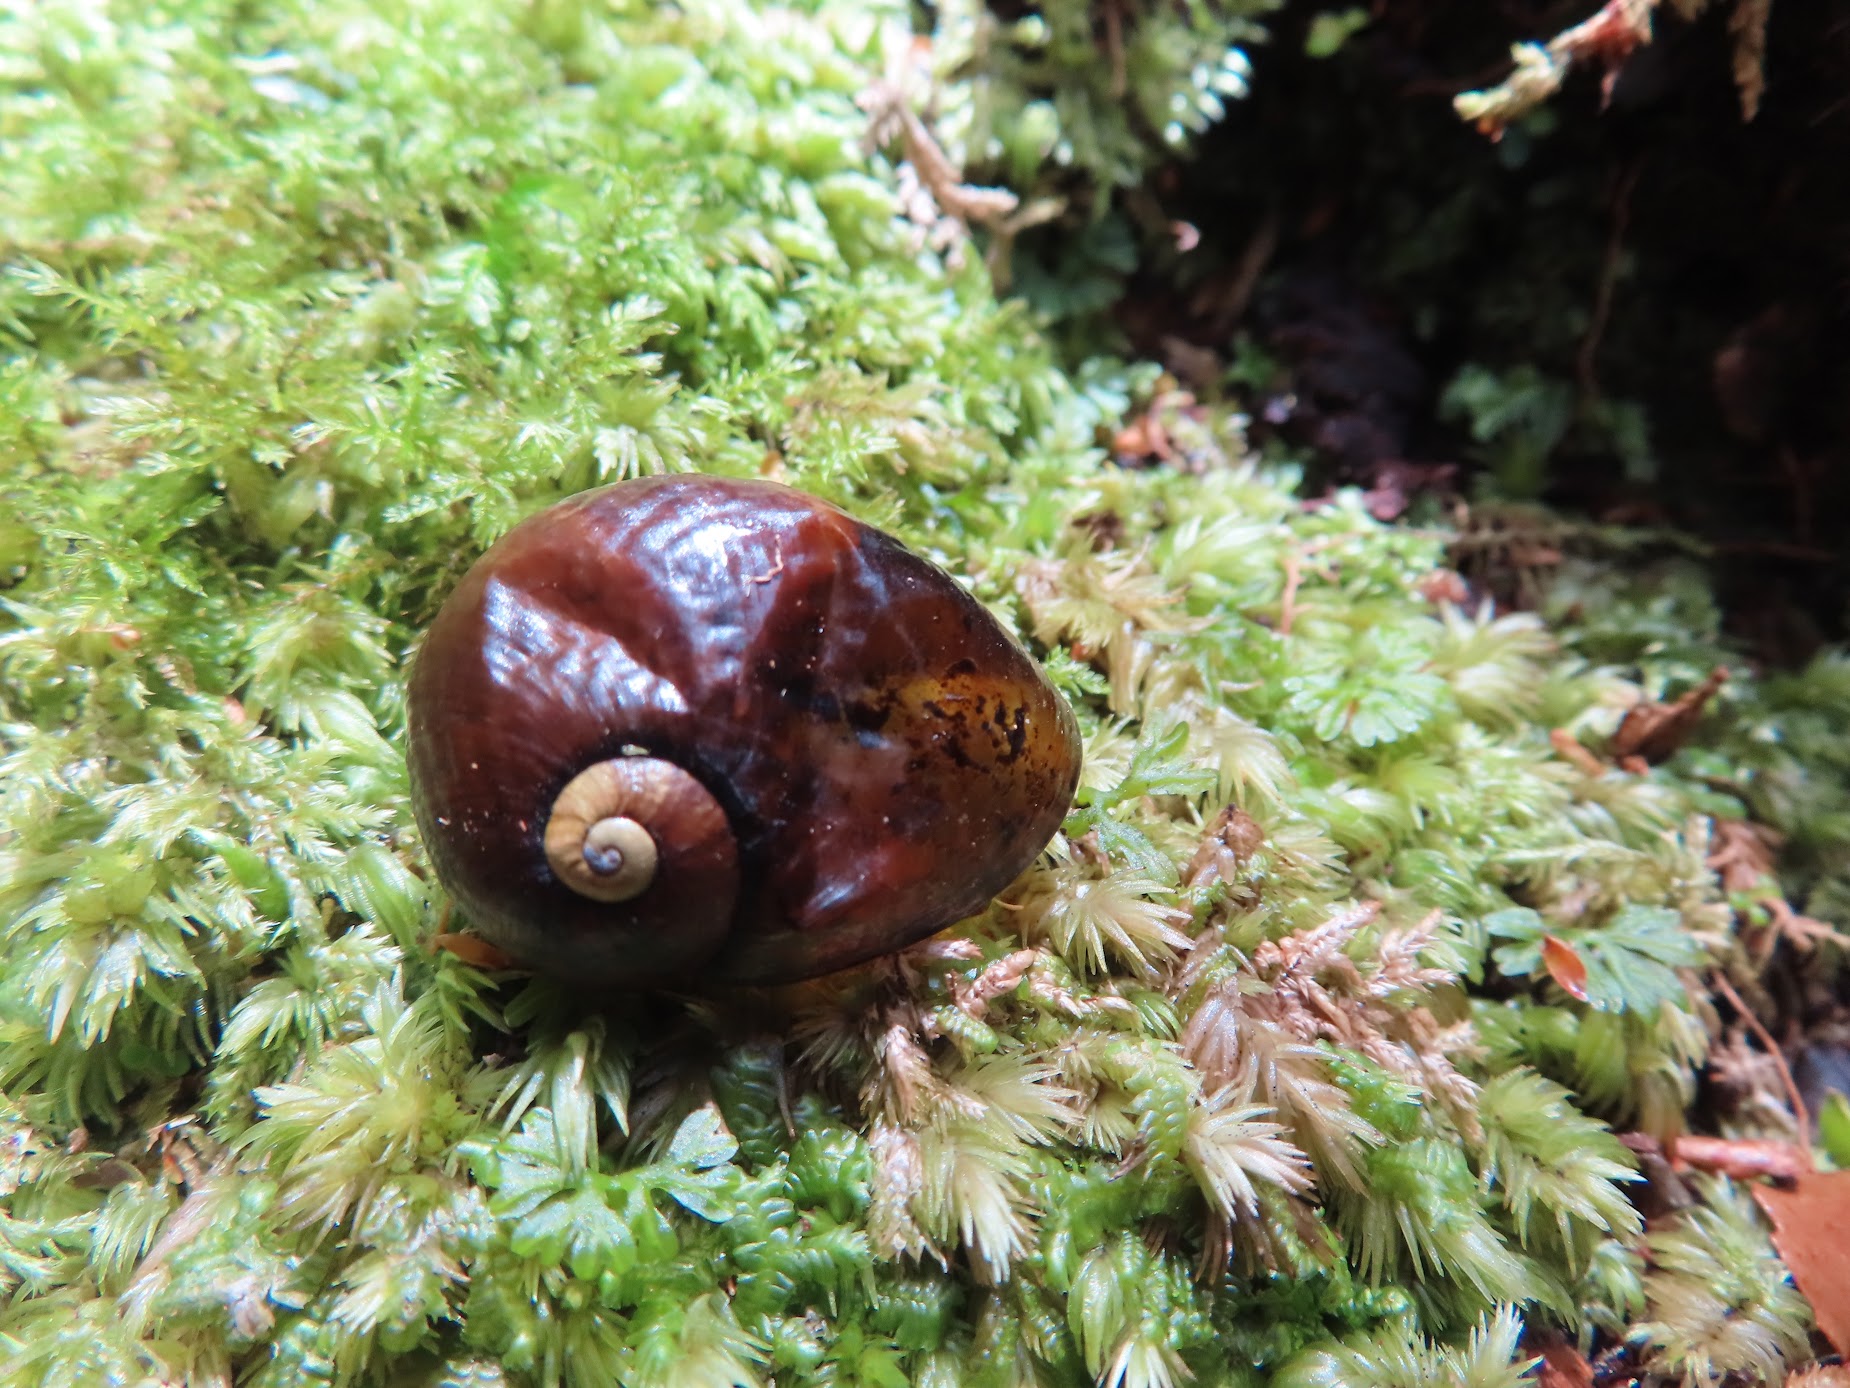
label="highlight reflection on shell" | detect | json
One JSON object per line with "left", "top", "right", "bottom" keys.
{"left": 407, "top": 475, "right": 1082, "bottom": 986}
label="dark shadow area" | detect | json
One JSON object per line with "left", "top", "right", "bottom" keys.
{"left": 1089, "top": 1, "right": 1850, "bottom": 662}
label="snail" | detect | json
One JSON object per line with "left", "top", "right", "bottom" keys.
{"left": 406, "top": 474, "right": 1082, "bottom": 987}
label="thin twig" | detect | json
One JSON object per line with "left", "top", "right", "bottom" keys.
{"left": 1711, "top": 969, "right": 1812, "bottom": 1162}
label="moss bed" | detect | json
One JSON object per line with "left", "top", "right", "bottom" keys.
{"left": 2, "top": 2, "right": 1848, "bottom": 1385}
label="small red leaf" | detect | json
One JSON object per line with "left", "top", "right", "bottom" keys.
{"left": 1541, "top": 933, "right": 1590, "bottom": 1001}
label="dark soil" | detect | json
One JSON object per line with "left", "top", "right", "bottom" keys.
{"left": 1107, "top": 1, "right": 1850, "bottom": 664}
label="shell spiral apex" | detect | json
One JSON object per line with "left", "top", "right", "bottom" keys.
{"left": 406, "top": 474, "right": 1082, "bottom": 987}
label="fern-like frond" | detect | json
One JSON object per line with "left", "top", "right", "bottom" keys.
{"left": 1476, "top": 1069, "right": 1641, "bottom": 1268}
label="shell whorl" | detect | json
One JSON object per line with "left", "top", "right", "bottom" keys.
{"left": 540, "top": 756, "right": 738, "bottom": 917}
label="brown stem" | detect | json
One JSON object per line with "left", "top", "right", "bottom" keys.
{"left": 1711, "top": 969, "right": 1812, "bottom": 1164}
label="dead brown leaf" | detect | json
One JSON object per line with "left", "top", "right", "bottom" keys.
{"left": 1610, "top": 666, "right": 1728, "bottom": 763}
{"left": 1534, "top": 1332, "right": 1595, "bottom": 1388}
{"left": 1754, "top": 1168, "right": 1850, "bottom": 1356}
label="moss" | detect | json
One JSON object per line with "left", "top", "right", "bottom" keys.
{"left": 0, "top": 0, "right": 1838, "bottom": 1384}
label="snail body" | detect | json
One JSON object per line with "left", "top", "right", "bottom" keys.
{"left": 407, "top": 475, "right": 1081, "bottom": 986}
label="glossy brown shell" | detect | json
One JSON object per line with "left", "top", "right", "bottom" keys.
{"left": 406, "top": 474, "right": 1082, "bottom": 986}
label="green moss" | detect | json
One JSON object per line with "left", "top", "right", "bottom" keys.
{"left": 0, "top": 1, "right": 1837, "bottom": 1384}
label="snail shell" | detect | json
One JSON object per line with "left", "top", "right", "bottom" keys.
{"left": 406, "top": 475, "right": 1081, "bottom": 986}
